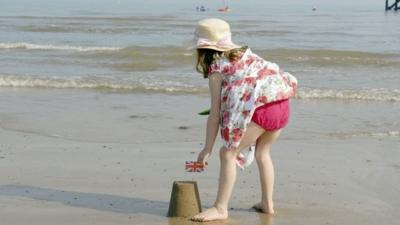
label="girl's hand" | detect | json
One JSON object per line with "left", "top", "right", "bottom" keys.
{"left": 197, "top": 148, "right": 211, "bottom": 166}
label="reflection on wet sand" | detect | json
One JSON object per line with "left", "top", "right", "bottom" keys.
{"left": 0, "top": 184, "right": 168, "bottom": 215}
{"left": 258, "top": 213, "right": 274, "bottom": 225}
{"left": 168, "top": 217, "right": 230, "bottom": 225}
{"left": 167, "top": 211, "right": 274, "bottom": 225}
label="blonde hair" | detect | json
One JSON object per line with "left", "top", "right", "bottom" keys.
{"left": 196, "top": 46, "right": 248, "bottom": 78}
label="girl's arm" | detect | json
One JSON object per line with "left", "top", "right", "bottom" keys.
{"left": 197, "top": 73, "right": 223, "bottom": 164}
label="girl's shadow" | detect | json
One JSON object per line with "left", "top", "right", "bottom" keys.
{"left": 0, "top": 184, "right": 168, "bottom": 216}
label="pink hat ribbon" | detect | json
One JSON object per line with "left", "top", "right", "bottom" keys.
{"left": 197, "top": 34, "right": 236, "bottom": 49}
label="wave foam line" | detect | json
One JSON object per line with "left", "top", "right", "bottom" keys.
{"left": 297, "top": 87, "right": 400, "bottom": 102}
{"left": 0, "top": 42, "right": 121, "bottom": 52}
{"left": 1, "top": 75, "right": 399, "bottom": 101}
{"left": 0, "top": 75, "right": 205, "bottom": 94}
{"left": 329, "top": 131, "right": 400, "bottom": 138}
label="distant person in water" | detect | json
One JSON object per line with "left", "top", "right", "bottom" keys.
{"left": 218, "top": 6, "right": 230, "bottom": 12}
{"left": 191, "top": 18, "right": 297, "bottom": 222}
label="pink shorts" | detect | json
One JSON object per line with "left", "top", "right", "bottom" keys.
{"left": 251, "top": 99, "right": 290, "bottom": 131}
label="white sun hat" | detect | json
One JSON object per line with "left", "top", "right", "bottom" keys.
{"left": 194, "top": 18, "right": 240, "bottom": 51}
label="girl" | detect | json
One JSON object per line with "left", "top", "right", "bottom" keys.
{"left": 192, "top": 18, "right": 297, "bottom": 222}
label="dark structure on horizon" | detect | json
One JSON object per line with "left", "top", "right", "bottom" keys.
{"left": 386, "top": 0, "right": 400, "bottom": 11}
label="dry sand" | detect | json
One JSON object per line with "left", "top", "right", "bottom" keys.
{"left": 0, "top": 88, "right": 399, "bottom": 225}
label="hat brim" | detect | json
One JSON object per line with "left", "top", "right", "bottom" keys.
{"left": 197, "top": 43, "right": 241, "bottom": 52}
{"left": 183, "top": 38, "right": 241, "bottom": 52}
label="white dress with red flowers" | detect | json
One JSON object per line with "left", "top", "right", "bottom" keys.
{"left": 209, "top": 48, "right": 297, "bottom": 150}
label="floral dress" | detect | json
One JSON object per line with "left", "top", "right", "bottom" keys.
{"left": 209, "top": 48, "right": 297, "bottom": 149}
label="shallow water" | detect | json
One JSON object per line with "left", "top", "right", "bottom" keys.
{"left": 0, "top": 0, "right": 399, "bottom": 101}
{"left": 0, "top": 88, "right": 398, "bottom": 145}
{"left": 0, "top": 0, "right": 399, "bottom": 142}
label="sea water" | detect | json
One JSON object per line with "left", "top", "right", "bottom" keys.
{"left": 0, "top": 0, "right": 399, "bottom": 140}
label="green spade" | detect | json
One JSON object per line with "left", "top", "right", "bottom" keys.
{"left": 198, "top": 109, "right": 210, "bottom": 115}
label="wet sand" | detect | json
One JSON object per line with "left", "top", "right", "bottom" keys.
{"left": 0, "top": 88, "right": 399, "bottom": 225}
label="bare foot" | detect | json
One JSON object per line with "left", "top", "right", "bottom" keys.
{"left": 252, "top": 202, "right": 275, "bottom": 214}
{"left": 191, "top": 206, "right": 228, "bottom": 222}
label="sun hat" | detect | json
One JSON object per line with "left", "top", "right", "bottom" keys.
{"left": 194, "top": 18, "right": 240, "bottom": 51}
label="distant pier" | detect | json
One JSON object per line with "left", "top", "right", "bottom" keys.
{"left": 386, "top": 0, "right": 400, "bottom": 11}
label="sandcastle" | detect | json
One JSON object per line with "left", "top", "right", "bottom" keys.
{"left": 167, "top": 181, "right": 202, "bottom": 217}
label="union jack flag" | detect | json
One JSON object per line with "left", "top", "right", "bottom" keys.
{"left": 185, "top": 161, "right": 204, "bottom": 172}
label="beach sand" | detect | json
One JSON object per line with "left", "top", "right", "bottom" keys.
{"left": 0, "top": 88, "right": 399, "bottom": 225}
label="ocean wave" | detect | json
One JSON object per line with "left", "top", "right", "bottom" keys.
{"left": 6, "top": 15, "right": 193, "bottom": 34}
{"left": 297, "top": 87, "right": 400, "bottom": 102}
{"left": 88, "top": 45, "right": 195, "bottom": 71}
{"left": 96, "top": 46, "right": 400, "bottom": 69}
{"left": 0, "top": 15, "right": 178, "bottom": 22}
{"left": 370, "top": 131, "right": 400, "bottom": 137}
{"left": 18, "top": 24, "right": 172, "bottom": 34}
{"left": 87, "top": 46, "right": 400, "bottom": 70}
{"left": 236, "top": 29, "right": 296, "bottom": 37}
{"left": 329, "top": 131, "right": 400, "bottom": 139}
{"left": 0, "top": 16, "right": 295, "bottom": 26}
{"left": 0, "top": 75, "right": 206, "bottom": 94}
{"left": 1, "top": 43, "right": 398, "bottom": 68}
{"left": 0, "top": 42, "right": 121, "bottom": 52}
{"left": 258, "top": 48, "right": 400, "bottom": 67}
{"left": 1, "top": 75, "right": 400, "bottom": 102}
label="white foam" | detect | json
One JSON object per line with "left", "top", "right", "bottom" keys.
{"left": 1, "top": 75, "right": 400, "bottom": 102}
{"left": 0, "top": 75, "right": 204, "bottom": 93}
{"left": 329, "top": 130, "right": 400, "bottom": 139}
{"left": 297, "top": 87, "right": 400, "bottom": 102}
{"left": 0, "top": 42, "right": 121, "bottom": 52}
{"left": 371, "top": 131, "right": 400, "bottom": 137}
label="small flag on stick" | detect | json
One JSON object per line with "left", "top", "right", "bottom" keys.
{"left": 185, "top": 161, "right": 205, "bottom": 172}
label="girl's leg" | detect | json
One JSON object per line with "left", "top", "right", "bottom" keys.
{"left": 191, "top": 122, "right": 265, "bottom": 222}
{"left": 253, "top": 129, "right": 281, "bottom": 214}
